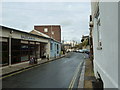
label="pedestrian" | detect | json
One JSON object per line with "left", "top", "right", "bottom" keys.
{"left": 29, "top": 57, "right": 34, "bottom": 64}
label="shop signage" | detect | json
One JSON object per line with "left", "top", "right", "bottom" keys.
{"left": 21, "top": 35, "right": 35, "bottom": 40}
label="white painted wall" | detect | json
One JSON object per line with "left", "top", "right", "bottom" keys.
{"left": 92, "top": 2, "right": 118, "bottom": 88}
{"left": 1, "top": 28, "right": 49, "bottom": 43}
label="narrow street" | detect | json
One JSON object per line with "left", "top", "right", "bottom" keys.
{"left": 2, "top": 52, "right": 86, "bottom": 88}
{"left": 1, "top": 1, "right": 119, "bottom": 89}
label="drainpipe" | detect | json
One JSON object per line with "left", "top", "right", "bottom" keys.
{"left": 51, "top": 25, "right": 52, "bottom": 38}
{"left": 9, "top": 31, "right": 13, "bottom": 66}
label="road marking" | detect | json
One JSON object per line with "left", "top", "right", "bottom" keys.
{"left": 68, "top": 61, "right": 83, "bottom": 90}
{"left": 0, "top": 66, "right": 36, "bottom": 79}
{"left": 68, "top": 62, "right": 82, "bottom": 90}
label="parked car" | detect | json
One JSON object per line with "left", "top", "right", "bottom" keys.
{"left": 78, "top": 49, "right": 90, "bottom": 54}
{"left": 78, "top": 49, "right": 84, "bottom": 53}
{"left": 83, "top": 49, "right": 90, "bottom": 54}
{"left": 76, "top": 49, "right": 79, "bottom": 52}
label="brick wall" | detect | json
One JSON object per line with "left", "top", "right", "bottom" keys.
{"left": 34, "top": 25, "right": 61, "bottom": 42}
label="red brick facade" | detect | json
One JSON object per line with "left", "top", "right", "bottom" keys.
{"left": 34, "top": 25, "right": 61, "bottom": 42}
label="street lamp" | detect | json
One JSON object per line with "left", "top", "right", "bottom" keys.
{"left": 89, "top": 21, "right": 94, "bottom": 27}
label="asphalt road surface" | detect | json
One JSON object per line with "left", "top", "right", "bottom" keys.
{"left": 2, "top": 52, "right": 87, "bottom": 88}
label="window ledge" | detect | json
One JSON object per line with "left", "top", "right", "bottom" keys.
{"left": 97, "top": 46, "right": 102, "bottom": 50}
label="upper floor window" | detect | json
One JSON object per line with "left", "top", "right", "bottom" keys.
{"left": 44, "top": 28, "right": 48, "bottom": 32}
{"left": 95, "top": 3, "right": 102, "bottom": 50}
{"left": 52, "top": 31, "right": 54, "bottom": 35}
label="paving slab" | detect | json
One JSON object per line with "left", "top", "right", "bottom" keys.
{"left": 84, "top": 59, "right": 95, "bottom": 89}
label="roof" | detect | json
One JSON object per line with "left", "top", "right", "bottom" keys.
{"left": 30, "top": 30, "right": 61, "bottom": 44}
{"left": 0, "top": 25, "right": 49, "bottom": 39}
{"left": 30, "top": 29, "right": 50, "bottom": 38}
{"left": 64, "top": 44, "right": 71, "bottom": 46}
{"left": 34, "top": 25, "right": 61, "bottom": 27}
{"left": 82, "top": 35, "right": 89, "bottom": 39}
{"left": 0, "top": 25, "right": 62, "bottom": 44}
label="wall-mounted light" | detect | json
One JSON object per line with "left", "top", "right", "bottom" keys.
{"left": 89, "top": 21, "right": 94, "bottom": 27}
{"left": 10, "top": 30, "right": 13, "bottom": 34}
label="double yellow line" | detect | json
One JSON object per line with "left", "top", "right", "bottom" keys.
{"left": 68, "top": 61, "right": 82, "bottom": 90}
{"left": 1, "top": 60, "right": 83, "bottom": 90}
{"left": 0, "top": 61, "right": 50, "bottom": 80}
{"left": 0, "top": 65, "right": 37, "bottom": 80}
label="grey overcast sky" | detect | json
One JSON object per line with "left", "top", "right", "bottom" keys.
{"left": 1, "top": 2, "right": 91, "bottom": 42}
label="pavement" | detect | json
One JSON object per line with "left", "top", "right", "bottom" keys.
{"left": 2, "top": 52, "right": 85, "bottom": 88}
{"left": 83, "top": 59, "right": 96, "bottom": 89}
{"left": 1, "top": 55, "right": 66, "bottom": 77}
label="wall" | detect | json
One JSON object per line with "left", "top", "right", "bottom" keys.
{"left": 92, "top": 2, "right": 118, "bottom": 88}
{"left": 34, "top": 25, "right": 61, "bottom": 42}
{"left": 1, "top": 28, "right": 49, "bottom": 43}
{"left": 50, "top": 40, "right": 61, "bottom": 59}
{"left": 118, "top": 2, "right": 120, "bottom": 89}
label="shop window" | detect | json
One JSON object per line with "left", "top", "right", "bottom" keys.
{"left": 29, "top": 42, "right": 36, "bottom": 58}
{"left": 21, "top": 42, "right": 29, "bottom": 62}
{"left": 40, "top": 43, "right": 46, "bottom": 58}
{"left": 35, "top": 42, "right": 40, "bottom": 59}
{"left": 11, "top": 39, "right": 21, "bottom": 64}
{"left": 1, "top": 38, "right": 9, "bottom": 66}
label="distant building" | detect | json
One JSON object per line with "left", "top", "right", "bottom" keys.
{"left": 81, "top": 35, "right": 89, "bottom": 42}
{"left": 64, "top": 41, "right": 78, "bottom": 47}
{"left": 34, "top": 25, "right": 61, "bottom": 42}
{"left": 81, "top": 35, "right": 90, "bottom": 50}
{"left": 63, "top": 44, "right": 72, "bottom": 52}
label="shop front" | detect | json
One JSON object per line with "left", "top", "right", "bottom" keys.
{"left": 0, "top": 25, "right": 50, "bottom": 66}
{"left": 11, "top": 39, "right": 47, "bottom": 64}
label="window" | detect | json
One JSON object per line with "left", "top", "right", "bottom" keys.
{"left": 35, "top": 42, "right": 40, "bottom": 59}
{"left": 95, "top": 4, "right": 102, "bottom": 50}
{"left": 97, "top": 18, "right": 102, "bottom": 46}
{"left": 44, "top": 28, "right": 48, "bottom": 32}
{"left": 21, "top": 41, "right": 29, "bottom": 62}
{"left": 52, "top": 31, "right": 54, "bottom": 35}
{"left": 50, "top": 43, "right": 53, "bottom": 50}
{"left": 54, "top": 43, "right": 57, "bottom": 52}
{"left": 11, "top": 39, "right": 21, "bottom": 64}
{"left": 29, "top": 42, "right": 36, "bottom": 58}
{"left": 1, "top": 38, "right": 9, "bottom": 66}
{"left": 57, "top": 44, "right": 59, "bottom": 54}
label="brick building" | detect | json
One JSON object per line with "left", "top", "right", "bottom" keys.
{"left": 34, "top": 25, "right": 61, "bottom": 42}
